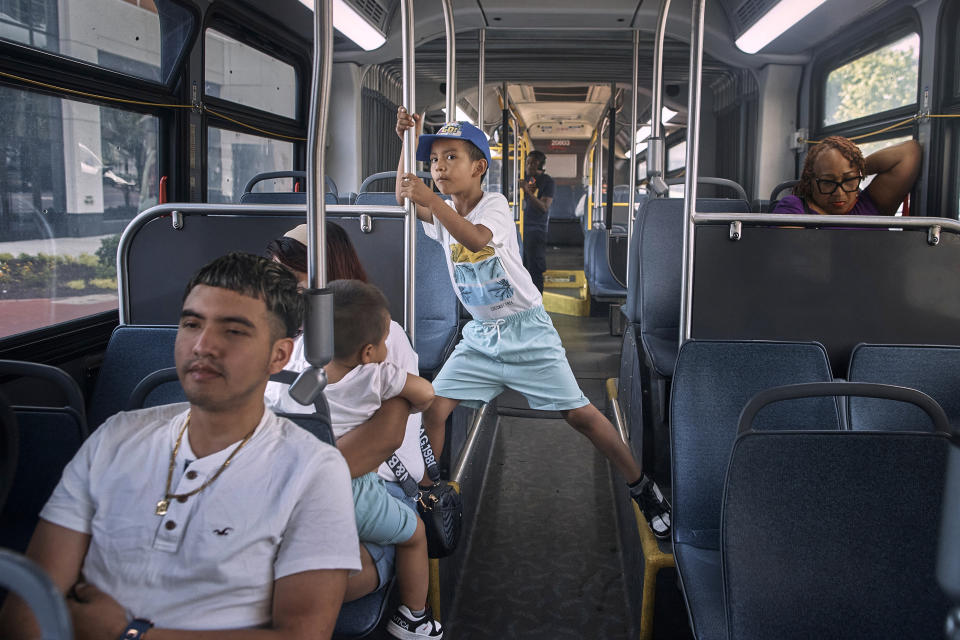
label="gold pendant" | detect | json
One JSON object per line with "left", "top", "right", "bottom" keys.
{"left": 155, "top": 499, "right": 169, "bottom": 516}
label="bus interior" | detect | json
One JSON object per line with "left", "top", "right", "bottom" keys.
{"left": 1, "top": 0, "right": 960, "bottom": 638}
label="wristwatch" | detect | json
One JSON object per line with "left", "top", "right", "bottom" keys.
{"left": 119, "top": 618, "right": 154, "bottom": 639}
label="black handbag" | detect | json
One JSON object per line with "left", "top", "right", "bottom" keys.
{"left": 388, "top": 426, "right": 463, "bottom": 558}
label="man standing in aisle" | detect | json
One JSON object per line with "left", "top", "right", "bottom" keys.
{"left": 521, "top": 149, "right": 555, "bottom": 292}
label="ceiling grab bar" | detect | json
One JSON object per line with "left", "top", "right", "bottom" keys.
{"left": 626, "top": 28, "right": 639, "bottom": 287}
{"left": 401, "top": 0, "right": 417, "bottom": 344}
{"left": 647, "top": 0, "right": 672, "bottom": 198}
{"left": 290, "top": 0, "right": 335, "bottom": 408}
{"left": 678, "top": 0, "right": 706, "bottom": 344}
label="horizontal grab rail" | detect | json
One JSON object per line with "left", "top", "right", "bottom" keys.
{"left": 117, "top": 202, "right": 410, "bottom": 323}
{"left": 692, "top": 212, "right": 960, "bottom": 234}
{"left": 452, "top": 403, "right": 489, "bottom": 485}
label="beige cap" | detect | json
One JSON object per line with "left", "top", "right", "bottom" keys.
{"left": 283, "top": 224, "right": 309, "bottom": 246}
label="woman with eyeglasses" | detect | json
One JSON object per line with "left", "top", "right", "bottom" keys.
{"left": 774, "top": 136, "right": 921, "bottom": 216}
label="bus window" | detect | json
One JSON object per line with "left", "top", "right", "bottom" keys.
{"left": 0, "top": 0, "right": 193, "bottom": 84}
{"left": 0, "top": 86, "right": 159, "bottom": 340}
{"left": 823, "top": 33, "right": 920, "bottom": 127}
{"left": 206, "top": 128, "right": 293, "bottom": 203}
{"left": 668, "top": 140, "right": 686, "bottom": 172}
{"left": 204, "top": 29, "right": 297, "bottom": 119}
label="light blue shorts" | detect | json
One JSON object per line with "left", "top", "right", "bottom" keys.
{"left": 353, "top": 473, "right": 418, "bottom": 547}
{"left": 433, "top": 305, "right": 589, "bottom": 411}
{"left": 361, "top": 481, "right": 414, "bottom": 591}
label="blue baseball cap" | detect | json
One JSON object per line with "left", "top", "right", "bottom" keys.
{"left": 416, "top": 121, "right": 492, "bottom": 168}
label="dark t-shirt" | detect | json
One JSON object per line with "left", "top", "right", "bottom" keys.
{"left": 523, "top": 172, "right": 556, "bottom": 230}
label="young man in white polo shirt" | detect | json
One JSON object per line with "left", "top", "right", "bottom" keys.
{"left": 0, "top": 253, "right": 360, "bottom": 640}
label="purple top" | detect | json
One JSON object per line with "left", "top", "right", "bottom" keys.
{"left": 773, "top": 191, "right": 880, "bottom": 216}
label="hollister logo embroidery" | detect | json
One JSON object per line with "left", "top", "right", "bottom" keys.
{"left": 437, "top": 122, "right": 463, "bottom": 136}
{"left": 213, "top": 527, "right": 233, "bottom": 536}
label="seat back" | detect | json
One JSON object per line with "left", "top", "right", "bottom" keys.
{"left": 848, "top": 343, "right": 960, "bottom": 432}
{"left": 0, "top": 549, "right": 72, "bottom": 639}
{"left": 127, "top": 368, "right": 334, "bottom": 446}
{"left": 413, "top": 220, "right": 460, "bottom": 377}
{"left": 87, "top": 326, "right": 178, "bottom": 429}
{"left": 723, "top": 430, "right": 952, "bottom": 639}
{"left": 548, "top": 184, "right": 578, "bottom": 219}
{"left": 670, "top": 340, "right": 838, "bottom": 550}
{"left": 635, "top": 198, "right": 750, "bottom": 376}
{"left": 0, "top": 361, "right": 88, "bottom": 553}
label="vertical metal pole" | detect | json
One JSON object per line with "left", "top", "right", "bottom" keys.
{"left": 627, "top": 29, "right": 639, "bottom": 286}
{"left": 306, "top": 0, "right": 332, "bottom": 289}
{"left": 442, "top": 0, "right": 456, "bottom": 120}
{"left": 478, "top": 29, "right": 485, "bottom": 133}
{"left": 501, "top": 83, "right": 509, "bottom": 197}
{"left": 605, "top": 84, "right": 616, "bottom": 230}
{"left": 401, "top": 0, "right": 416, "bottom": 344}
{"left": 512, "top": 113, "right": 520, "bottom": 221}
{"left": 595, "top": 120, "right": 604, "bottom": 228}
{"left": 291, "top": 0, "right": 334, "bottom": 398}
{"left": 679, "top": 0, "right": 705, "bottom": 343}
{"left": 647, "top": 0, "right": 671, "bottom": 197}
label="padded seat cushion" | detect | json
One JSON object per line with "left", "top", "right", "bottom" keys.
{"left": 674, "top": 543, "right": 725, "bottom": 640}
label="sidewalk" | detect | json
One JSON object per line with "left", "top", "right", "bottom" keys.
{"left": 0, "top": 234, "right": 113, "bottom": 258}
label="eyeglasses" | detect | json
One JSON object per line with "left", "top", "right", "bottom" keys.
{"left": 815, "top": 176, "right": 863, "bottom": 195}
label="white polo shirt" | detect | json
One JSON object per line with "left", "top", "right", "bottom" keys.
{"left": 40, "top": 403, "right": 360, "bottom": 630}
{"left": 265, "top": 320, "right": 426, "bottom": 483}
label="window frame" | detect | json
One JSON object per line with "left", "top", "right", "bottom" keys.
{"left": 0, "top": 0, "right": 199, "bottom": 91}
{"left": 200, "top": 8, "right": 311, "bottom": 200}
{"left": 201, "top": 9, "right": 309, "bottom": 134}
{"left": 933, "top": 0, "right": 960, "bottom": 220}
{"left": 811, "top": 13, "right": 922, "bottom": 140}
{"left": 0, "top": 0, "right": 197, "bottom": 353}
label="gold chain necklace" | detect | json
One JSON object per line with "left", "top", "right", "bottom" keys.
{"left": 155, "top": 412, "right": 257, "bottom": 516}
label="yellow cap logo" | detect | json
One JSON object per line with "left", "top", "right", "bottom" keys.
{"left": 437, "top": 122, "right": 462, "bottom": 136}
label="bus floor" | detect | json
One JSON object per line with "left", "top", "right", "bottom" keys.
{"left": 444, "top": 305, "right": 631, "bottom": 639}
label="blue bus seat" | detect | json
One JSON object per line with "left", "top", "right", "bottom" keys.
{"left": 0, "top": 549, "right": 73, "bottom": 639}
{"left": 670, "top": 340, "right": 839, "bottom": 640}
{"left": 615, "top": 198, "right": 751, "bottom": 489}
{"left": 636, "top": 198, "right": 750, "bottom": 378}
{"left": 0, "top": 360, "right": 88, "bottom": 553}
{"left": 583, "top": 228, "right": 626, "bottom": 299}
{"left": 847, "top": 343, "right": 960, "bottom": 432}
{"left": 722, "top": 430, "right": 951, "bottom": 639}
{"left": 333, "top": 578, "right": 396, "bottom": 639}
{"left": 87, "top": 326, "right": 178, "bottom": 430}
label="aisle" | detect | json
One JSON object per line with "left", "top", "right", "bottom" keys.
{"left": 446, "top": 307, "right": 630, "bottom": 639}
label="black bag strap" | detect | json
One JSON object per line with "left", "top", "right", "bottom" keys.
{"left": 390, "top": 424, "right": 442, "bottom": 496}
{"left": 419, "top": 425, "right": 441, "bottom": 483}
{"left": 387, "top": 453, "right": 419, "bottom": 497}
